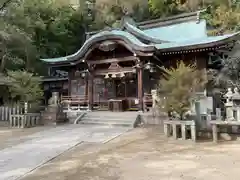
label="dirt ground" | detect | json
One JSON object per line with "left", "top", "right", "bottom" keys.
{"left": 19, "top": 125, "right": 240, "bottom": 180}
{"left": 0, "top": 124, "right": 52, "bottom": 150}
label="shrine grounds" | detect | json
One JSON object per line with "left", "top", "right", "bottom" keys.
{"left": 2, "top": 125, "right": 239, "bottom": 180}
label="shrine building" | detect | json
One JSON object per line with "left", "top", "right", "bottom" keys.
{"left": 41, "top": 11, "right": 240, "bottom": 112}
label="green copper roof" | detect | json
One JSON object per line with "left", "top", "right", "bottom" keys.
{"left": 124, "top": 22, "right": 168, "bottom": 43}
{"left": 155, "top": 32, "right": 240, "bottom": 50}
{"left": 143, "top": 20, "right": 207, "bottom": 42}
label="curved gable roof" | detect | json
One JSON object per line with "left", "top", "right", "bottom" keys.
{"left": 41, "top": 30, "right": 154, "bottom": 63}
{"left": 124, "top": 22, "right": 169, "bottom": 44}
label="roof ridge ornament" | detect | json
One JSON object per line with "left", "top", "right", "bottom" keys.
{"left": 197, "top": 9, "right": 206, "bottom": 24}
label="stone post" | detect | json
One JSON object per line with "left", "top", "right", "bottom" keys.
{"left": 232, "top": 87, "right": 240, "bottom": 133}
{"left": 151, "top": 89, "right": 157, "bottom": 118}
{"left": 195, "top": 101, "right": 201, "bottom": 131}
{"left": 216, "top": 108, "right": 221, "bottom": 120}
{"left": 24, "top": 102, "right": 28, "bottom": 114}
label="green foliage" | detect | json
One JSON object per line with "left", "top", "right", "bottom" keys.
{"left": 201, "top": 0, "right": 240, "bottom": 35}
{"left": 209, "top": 42, "right": 240, "bottom": 91}
{"left": 131, "top": 3, "right": 152, "bottom": 22}
{"left": 148, "top": 0, "right": 185, "bottom": 18}
{"left": 1, "top": 0, "right": 89, "bottom": 75}
{"left": 0, "top": 16, "right": 34, "bottom": 73}
{"left": 7, "top": 70, "right": 43, "bottom": 104}
{"left": 158, "top": 61, "right": 207, "bottom": 119}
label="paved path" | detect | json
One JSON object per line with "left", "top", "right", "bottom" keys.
{"left": 0, "top": 124, "right": 130, "bottom": 180}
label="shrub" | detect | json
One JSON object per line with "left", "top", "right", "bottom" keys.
{"left": 158, "top": 61, "right": 207, "bottom": 120}
{"left": 7, "top": 70, "right": 43, "bottom": 112}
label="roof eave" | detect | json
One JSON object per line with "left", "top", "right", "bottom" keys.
{"left": 40, "top": 32, "right": 155, "bottom": 64}
{"left": 157, "top": 32, "right": 240, "bottom": 53}
{"left": 124, "top": 22, "right": 169, "bottom": 44}
{"left": 66, "top": 34, "right": 155, "bottom": 61}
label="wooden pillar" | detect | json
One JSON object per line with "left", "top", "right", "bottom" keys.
{"left": 88, "top": 73, "right": 94, "bottom": 111}
{"left": 112, "top": 79, "right": 116, "bottom": 98}
{"left": 68, "top": 69, "right": 74, "bottom": 96}
{"left": 85, "top": 76, "right": 88, "bottom": 104}
{"left": 137, "top": 63, "right": 144, "bottom": 112}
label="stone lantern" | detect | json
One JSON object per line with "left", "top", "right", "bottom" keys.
{"left": 224, "top": 88, "right": 234, "bottom": 121}
{"left": 232, "top": 87, "right": 240, "bottom": 121}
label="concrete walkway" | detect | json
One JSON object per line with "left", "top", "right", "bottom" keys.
{"left": 0, "top": 124, "right": 130, "bottom": 180}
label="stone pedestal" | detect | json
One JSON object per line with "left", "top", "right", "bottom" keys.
{"left": 41, "top": 92, "right": 67, "bottom": 125}
{"left": 163, "top": 120, "right": 196, "bottom": 142}
{"left": 41, "top": 105, "right": 67, "bottom": 125}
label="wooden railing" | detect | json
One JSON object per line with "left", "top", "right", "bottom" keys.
{"left": 61, "top": 95, "right": 88, "bottom": 104}
{"left": 61, "top": 95, "right": 153, "bottom": 111}
{"left": 10, "top": 113, "right": 41, "bottom": 128}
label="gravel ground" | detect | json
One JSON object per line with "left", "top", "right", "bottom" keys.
{"left": 0, "top": 126, "right": 52, "bottom": 150}
{"left": 0, "top": 124, "right": 130, "bottom": 180}
{"left": 20, "top": 126, "right": 240, "bottom": 180}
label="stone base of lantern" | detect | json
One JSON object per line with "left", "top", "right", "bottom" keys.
{"left": 41, "top": 105, "right": 68, "bottom": 125}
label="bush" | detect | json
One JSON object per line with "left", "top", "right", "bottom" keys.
{"left": 158, "top": 61, "right": 207, "bottom": 120}
{"left": 7, "top": 70, "right": 43, "bottom": 107}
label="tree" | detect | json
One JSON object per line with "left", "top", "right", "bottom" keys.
{"left": 201, "top": 0, "right": 240, "bottom": 35}
{"left": 7, "top": 70, "right": 43, "bottom": 105}
{"left": 158, "top": 61, "right": 207, "bottom": 120}
{"left": 0, "top": 21, "right": 34, "bottom": 72}
{"left": 209, "top": 42, "right": 240, "bottom": 90}
{"left": 148, "top": 0, "right": 186, "bottom": 18}
{"left": 0, "top": 0, "right": 12, "bottom": 11}
{"left": 0, "top": 0, "right": 90, "bottom": 75}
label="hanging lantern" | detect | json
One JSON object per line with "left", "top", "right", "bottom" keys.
{"left": 120, "top": 72, "right": 125, "bottom": 78}
{"left": 150, "top": 66, "right": 156, "bottom": 73}
{"left": 132, "top": 68, "right": 136, "bottom": 74}
{"left": 112, "top": 73, "right": 116, "bottom": 78}
{"left": 81, "top": 71, "right": 86, "bottom": 78}
{"left": 75, "top": 70, "right": 80, "bottom": 77}
{"left": 105, "top": 74, "right": 109, "bottom": 79}
{"left": 145, "top": 61, "right": 151, "bottom": 70}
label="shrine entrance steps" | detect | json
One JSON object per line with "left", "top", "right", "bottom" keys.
{"left": 78, "top": 111, "right": 141, "bottom": 128}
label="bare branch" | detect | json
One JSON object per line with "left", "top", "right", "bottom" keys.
{"left": 0, "top": 0, "right": 13, "bottom": 11}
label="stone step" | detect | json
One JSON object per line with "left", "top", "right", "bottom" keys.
{"left": 81, "top": 116, "right": 132, "bottom": 122}
{"left": 81, "top": 118, "right": 133, "bottom": 124}
{"left": 86, "top": 114, "right": 137, "bottom": 119}
{"left": 85, "top": 111, "right": 137, "bottom": 116}
{"left": 80, "top": 120, "right": 133, "bottom": 127}
{"left": 78, "top": 111, "right": 139, "bottom": 127}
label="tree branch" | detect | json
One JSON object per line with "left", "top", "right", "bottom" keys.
{"left": 0, "top": 0, "right": 13, "bottom": 11}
